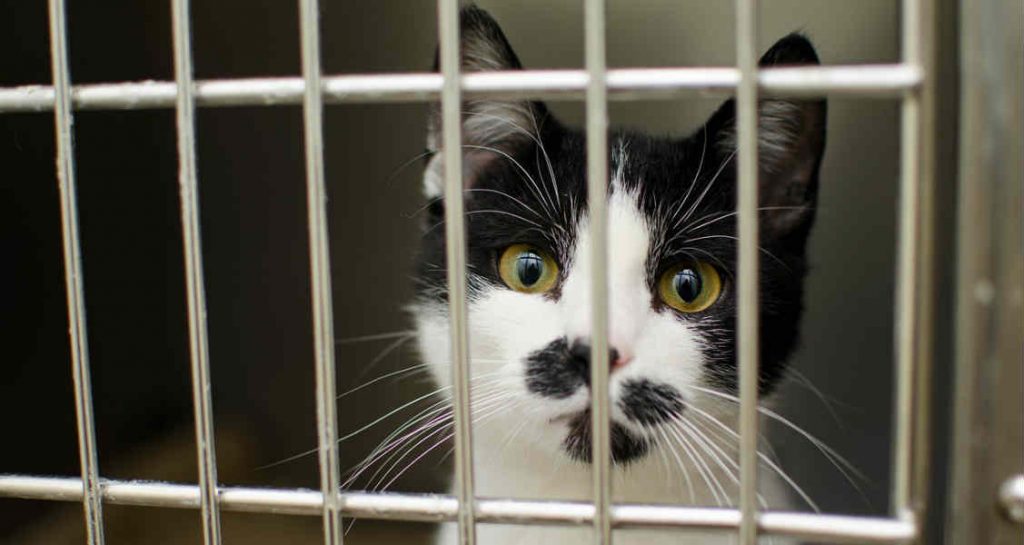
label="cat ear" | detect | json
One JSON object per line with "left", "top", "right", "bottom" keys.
{"left": 706, "top": 34, "right": 827, "bottom": 239}
{"left": 423, "top": 5, "right": 547, "bottom": 199}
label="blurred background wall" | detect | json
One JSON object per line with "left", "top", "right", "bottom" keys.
{"left": 0, "top": 1, "right": 958, "bottom": 543}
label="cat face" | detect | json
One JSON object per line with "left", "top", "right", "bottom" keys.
{"left": 412, "top": 6, "right": 825, "bottom": 465}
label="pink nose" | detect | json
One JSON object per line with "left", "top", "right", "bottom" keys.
{"left": 611, "top": 352, "right": 632, "bottom": 370}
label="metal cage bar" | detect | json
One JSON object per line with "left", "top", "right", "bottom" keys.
{"left": 891, "top": 0, "right": 933, "bottom": 534}
{"left": 0, "top": 2, "right": 951, "bottom": 544}
{"left": 734, "top": 0, "right": 760, "bottom": 543}
{"left": 583, "top": 0, "right": 612, "bottom": 543}
{"left": 297, "top": 0, "right": 344, "bottom": 543}
{"left": 437, "top": 1, "right": 478, "bottom": 544}
{"left": 170, "top": 0, "right": 224, "bottom": 543}
{"left": 0, "top": 65, "right": 922, "bottom": 113}
{"left": 909, "top": 0, "right": 937, "bottom": 535}
{"left": 45, "top": 1, "right": 106, "bottom": 544}
{"left": 0, "top": 476, "right": 918, "bottom": 543}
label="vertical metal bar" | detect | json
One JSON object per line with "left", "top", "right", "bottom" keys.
{"left": 734, "top": 0, "right": 760, "bottom": 543}
{"left": 909, "top": 0, "right": 936, "bottom": 540}
{"left": 891, "top": 0, "right": 922, "bottom": 522}
{"left": 45, "top": 1, "right": 106, "bottom": 544}
{"left": 584, "top": 0, "right": 612, "bottom": 543}
{"left": 298, "top": 0, "right": 343, "bottom": 543}
{"left": 437, "top": 2, "right": 477, "bottom": 544}
{"left": 170, "top": 0, "right": 222, "bottom": 543}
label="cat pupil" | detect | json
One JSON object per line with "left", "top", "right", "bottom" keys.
{"left": 517, "top": 252, "right": 543, "bottom": 286}
{"left": 673, "top": 269, "right": 702, "bottom": 302}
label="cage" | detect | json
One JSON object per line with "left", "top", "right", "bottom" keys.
{"left": 0, "top": 0, "right": 1021, "bottom": 544}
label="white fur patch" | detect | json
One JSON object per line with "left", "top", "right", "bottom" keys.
{"left": 718, "top": 99, "right": 803, "bottom": 173}
{"left": 560, "top": 189, "right": 705, "bottom": 426}
{"left": 423, "top": 154, "right": 444, "bottom": 199}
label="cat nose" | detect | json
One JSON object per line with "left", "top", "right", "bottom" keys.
{"left": 569, "top": 341, "right": 628, "bottom": 381}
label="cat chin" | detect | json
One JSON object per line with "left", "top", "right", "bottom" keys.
{"left": 559, "top": 410, "right": 651, "bottom": 465}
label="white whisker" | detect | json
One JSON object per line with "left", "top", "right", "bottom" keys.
{"left": 677, "top": 417, "right": 771, "bottom": 510}
{"left": 463, "top": 143, "right": 557, "bottom": 219}
{"left": 343, "top": 346, "right": 423, "bottom": 398}
{"left": 373, "top": 398, "right": 513, "bottom": 492}
{"left": 686, "top": 384, "right": 867, "bottom": 486}
{"left": 656, "top": 427, "right": 696, "bottom": 502}
{"left": 682, "top": 397, "right": 822, "bottom": 512}
{"left": 335, "top": 330, "right": 416, "bottom": 344}
{"left": 664, "top": 421, "right": 726, "bottom": 506}
{"left": 675, "top": 149, "right": 737, "bottom": 230}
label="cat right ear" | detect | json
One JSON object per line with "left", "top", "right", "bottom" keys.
{"left": 423, "top": 5, "right": 549, "bottom": 199}
{"left": 703, "top": 33, "right": 827, "bottom": 241}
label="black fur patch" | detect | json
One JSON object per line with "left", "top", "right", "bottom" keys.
{"left": 525, "top": 340, "right": 623, "bottom": 399}
{"left": 524, "top": 339, "right": 580, "bottom": 399}
{"left": 618, "top": 379, "right": 685, "bottom": 426}
{"left": 562, "top": 410, "right": 649, "bottom": 465}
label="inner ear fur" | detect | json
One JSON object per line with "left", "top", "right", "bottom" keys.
{"left": 703, "top": 33, "right": 828, "bottom": 239}
{"left": 423, "top": 5, "right": 552, "bottom": 199}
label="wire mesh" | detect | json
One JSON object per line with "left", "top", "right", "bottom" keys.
{"left": 0, "top": 0, "right": 939, "bottom": 543}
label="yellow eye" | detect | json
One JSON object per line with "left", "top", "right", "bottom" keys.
{"left": 658, "top": 260, "right": 722, "bottom": 313}
{"left": 498, "top": 244, "right": 559, "bottom": 294}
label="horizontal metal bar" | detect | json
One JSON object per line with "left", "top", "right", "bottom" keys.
{"left": 0, "top": 475, "right": 916, "bottom": 542}
{"left": 0, "top": 64, "right": 921, "bottom": 113}
{"left": 758, "top": 512, "right": 917, "bottom": 544}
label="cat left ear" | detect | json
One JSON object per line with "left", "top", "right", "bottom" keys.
{"left": 423, "top": 5, "right": 549, "bottom": 199}
{"left": 708, "top": 33, "right": 827, "bottom": 239}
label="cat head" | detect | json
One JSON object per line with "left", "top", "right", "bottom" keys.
{"left": 413, "top": 5, "right": 826, "bottom": 465}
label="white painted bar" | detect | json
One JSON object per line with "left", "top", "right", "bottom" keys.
{"left": 170, "top": 0, "right": 223, "bottom": 543}
{"left": 906, "top": 0, "right": 937, "bottom": 540}
{"left": 0, "top": 475, "right": 917, "bottom": 542}
{"left": 584, "top": 0, "right": 613, "bottom": 542}
{"left": 734, "top": 0, "right": 761, "bottom": 543}
{"left": 298, "top": 0, "right": 343, "bottom": 543}
{"left": 890, "top": 0, "right": 926, "bottom": 532}
{"left": 45, "top": 1, "right": 106, "bottom": 544}
{"left": 0, "top": 65, "right": 921, "bottom": 112}
{"left": 437, "top": 2, "right": 478, "bottom": 544}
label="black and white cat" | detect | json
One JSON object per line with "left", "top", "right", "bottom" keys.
{"left": 410, "top": 6, "right": 825, "bottom": 543}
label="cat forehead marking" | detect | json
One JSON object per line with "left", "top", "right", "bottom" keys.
{"left": 561, "top": 185, "right": 652, "bottom": 354}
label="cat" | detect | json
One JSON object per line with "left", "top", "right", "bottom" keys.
{"left": 407, "top": 6, "right": 826, "bottom": 544}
